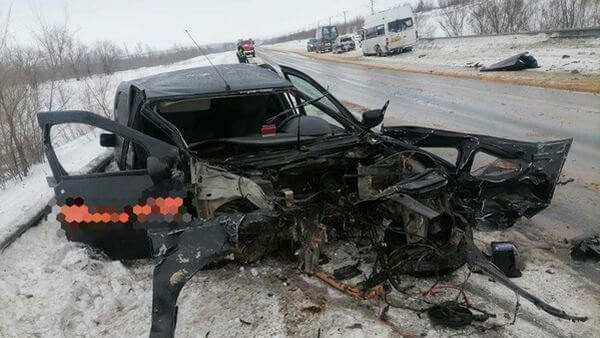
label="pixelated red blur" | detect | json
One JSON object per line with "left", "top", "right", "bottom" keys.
{"left": 59, "top": 197, "right": 185, "bottom": 224}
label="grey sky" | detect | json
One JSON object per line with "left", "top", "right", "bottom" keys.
{"left": 1, "top": 0, "right": 417, "bottom": 49}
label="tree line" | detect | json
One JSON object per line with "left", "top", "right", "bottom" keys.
{"left": 0, "top": 8, "right": 233, "bottom": 187}
{"left": 436, "top": 0, "right": 600, "bottom": 37}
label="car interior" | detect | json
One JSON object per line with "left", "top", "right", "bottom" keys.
{"left": 145, "top": 92, "right": 343, "bottom": 149}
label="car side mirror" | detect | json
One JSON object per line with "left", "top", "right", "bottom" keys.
{"left": 100, "top": 133, "right": 117, "bottom": 147}
{"left": 147, "top": 156, "right": 171, "bottom": 184}
{"left": 362, "top": 100, "right": 389, "bottom": 129}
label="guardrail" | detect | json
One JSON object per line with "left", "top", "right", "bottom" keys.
{"left": 0, "top": 152, "right": 113, "bottom": 252}
{"left": 420, "top": 26, "right": 600, "bottom": 41}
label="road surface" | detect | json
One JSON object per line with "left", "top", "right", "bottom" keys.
{"left": 259, "top": 49, "right": 600, "bottom": 258}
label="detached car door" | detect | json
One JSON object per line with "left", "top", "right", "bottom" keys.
{"left": 38, "top": 110, "right": 181, "bottom": 259}
{"left": 383, "top": 125, "right": 572, "bottom": 228}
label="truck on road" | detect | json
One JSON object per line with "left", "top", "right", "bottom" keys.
{"left": 238, "top": 38, "right": 256, "bottom": 57}
{"left": 315, "top": 25, "right": 338, "bottom": 53}
{"left": 360, "top": 5, "right": 417, "bottom": 56}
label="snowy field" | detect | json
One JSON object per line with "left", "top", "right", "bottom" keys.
{"left": 0, "top": 50, "right": 237, "bottom": 247}
{"left": 267, "top": 34, "right": 600, "bottom": 75}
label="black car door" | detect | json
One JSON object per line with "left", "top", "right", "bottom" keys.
{"left": 38, "top": 110, "right": 181, "bottom": 259}
{"left": 383, "top": 125, "right": 572, "bottom": 228}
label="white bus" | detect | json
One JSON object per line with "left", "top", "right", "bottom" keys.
{"left": 360, "top": 5, "right": 417, "bottom": 56}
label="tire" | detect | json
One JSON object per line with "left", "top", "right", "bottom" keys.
{"left": 375, "top": 45, "right": 383, "bottom": 57}
{"left": 252, "top": 52, "right": 256, "bottom": 57}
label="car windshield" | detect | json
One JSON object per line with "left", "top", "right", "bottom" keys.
{"left": 153, "top": 93, "right": 289, "bottom": 145}
{"left": 241, "top": 40, "right": 253, "bottom": 44}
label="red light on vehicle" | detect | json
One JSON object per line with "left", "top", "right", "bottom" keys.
{"left": 261, "top": 124, "right": 276, "bottom": 136}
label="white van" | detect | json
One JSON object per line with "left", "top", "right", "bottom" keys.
{"left": 360, "top": 5, "right": 417, "bottom": 56}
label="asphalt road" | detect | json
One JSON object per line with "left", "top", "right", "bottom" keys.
{"left": 259, "top": 49, "right": 600, "bottom": 269}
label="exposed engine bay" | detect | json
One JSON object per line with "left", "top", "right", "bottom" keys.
{"left": 141, "top": 130, "right": 586, "bottom": 337}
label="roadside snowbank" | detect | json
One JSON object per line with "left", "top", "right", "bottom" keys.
{"left": 267, "top": 35, "right": 600, "bottom": 74}
{"left": 385, "top": 35, "right": 600, "bottom": 74}
{"left": 0, "top": 50, "right": 237, "bottom": 248}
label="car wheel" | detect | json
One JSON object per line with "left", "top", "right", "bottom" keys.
{"left": 375, "top": 45, "right": 383, "bottom": 57}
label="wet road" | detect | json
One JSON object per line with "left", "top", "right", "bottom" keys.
{"left": 259, "top": 49, "right": 600, "bottom": 253}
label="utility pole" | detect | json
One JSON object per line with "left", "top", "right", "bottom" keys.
{"left": 329, "top": 16, "right": 333, "bottom": 25}
{"left": 342, "top": 10, "right": 348, "bottom": 34}
{"left": 370, "top": 0, "right": 374, "bottom": 15}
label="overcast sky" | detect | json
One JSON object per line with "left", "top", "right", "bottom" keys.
{"left": 1, "top": 0, "right": 418, "bottom": 49}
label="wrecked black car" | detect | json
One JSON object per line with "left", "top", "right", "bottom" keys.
{"left": 38, "top": 63, "right": 583, "bottom": 338}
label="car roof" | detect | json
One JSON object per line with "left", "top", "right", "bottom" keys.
{"left": 121, "top": 63, "right": 293, "bottom": 101}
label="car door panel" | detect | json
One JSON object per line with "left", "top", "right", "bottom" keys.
{"left": 38, "top": 110, "right": 182, "bottom": 259}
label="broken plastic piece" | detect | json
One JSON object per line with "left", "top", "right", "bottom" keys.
{"left": 333, "top": 263, "right": 362, "bottom": 280}
{"left": 465, "top": 238, "right": 588, "bottom": 322}
{"left": 491, "top": 241, "right": 522, "bottom": 278}
{"left": 481, "top": 52, "right": 538, "bottom": 72}
{"left": 571, "top": 235, "right": 600, "bottom": 261}
{"left": 428, "top": 302, "right": 475, "bottom": 328}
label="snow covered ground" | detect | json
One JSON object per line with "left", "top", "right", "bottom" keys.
{"left": 0, "top": 50, "right": 238, "bottom": 248}
{"left": 266, "top": 34, "right": 600, "bottom": 75}
{"left": 1, "top": 214, "right": 598, "bottom": 338}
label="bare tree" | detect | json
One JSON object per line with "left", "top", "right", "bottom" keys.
{"left": 438, "top": 0, "right": 470, "bottom": 36}
{"left": 0, "top": 2, "right": 13, "bottom": 52}
{"left": 82, "top": 76, "right": 114, "bottom": 118}
{"left": 91, "top": 40, "right": 122, "bottom": 74}
{"left": 414, "top": 0, "right": 435, "bottom": 13}
{"left": 470, "top": 0, "right": 533, "bottom": 34}
{"left": 0, "top": 49, "right": 35, "bottom": 177}
{"left": 32, "top": 15, "right": 76, "bottom": 110}
{"left": 415, "top": 12, "right": 438, "bottom": 38}
{"left": 536, "top": 0, "right": 600, "bottom": 29}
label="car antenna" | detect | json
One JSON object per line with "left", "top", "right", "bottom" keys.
{"left": 185, "top": 29, "right": 231, "bottom": 91}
